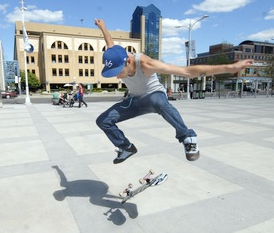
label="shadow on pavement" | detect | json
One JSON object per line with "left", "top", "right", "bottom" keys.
{"left": 51, "top": 165, "right": 138, "bottom": 225}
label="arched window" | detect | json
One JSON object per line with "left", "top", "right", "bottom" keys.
{"left": 50, "top": 41, "right": 68, "bottom": 50}
{"left": 125, "top": 46, "right": 136, "bottom": 53}
{"left": 78, "top": 43, "right": 94, "bottom": 51}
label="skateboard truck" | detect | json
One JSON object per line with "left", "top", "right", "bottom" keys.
{"left": 119, "top": 183, "right": 133, "bottom": 198}
{"left": 139, "top": 169, "right": 154, "bottom": 184}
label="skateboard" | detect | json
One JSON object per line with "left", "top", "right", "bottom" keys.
{"left": 119, "top": 169, "right": 168, "bottom": 204}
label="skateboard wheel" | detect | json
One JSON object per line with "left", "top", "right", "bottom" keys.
{"left": 139, "top": 178, "right": 145, "bottom": 184}
{"left": 119, "top": 192, "right": 124, "bottom": 197}
{"left": 128, "top": 183, "right": 133, "bottom": 188}
{"left": 149, "top": 169, "right": 155, "bottom": 175}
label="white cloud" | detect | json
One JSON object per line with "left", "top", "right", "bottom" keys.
{"left": 247, "top": 28, "right": 274, "bottom": 41}
{"left": 186, "top": 0, "right": 251, "bottom": 14}
{"left": 265, "top": 8, "right": 274, "bottom": 20}
{"left": 162, "top": 37, "right": 186, "bottom": 56}
{"left": 162, "top": 17, "right": 205, "bottom": 37}
{"left": 0, "top": 4, "right": 8, "bottom": 14}
{"left": 5, "top": 5, "right": 63, "bottom": 24}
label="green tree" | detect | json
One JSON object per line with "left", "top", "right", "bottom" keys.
{"left": 207, "top": 53, "right": 232, "bottom": 98}
{"left": 265, "top": 54, "right": 274, "bottom": 79}
{"left": 20, "top": 70, "right": 41, "bottom": 91}
{"left": 265, "top": 54, "right": 274, "bottom": 95}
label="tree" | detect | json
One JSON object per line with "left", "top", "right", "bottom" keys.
{"left": 265, "top": 54, "right": 274, "bottom": 95}
{"left": 20, "top": 70, "right": 41, "bottom": 91}
{"left": 206, "top": 53, "right": 232, "bottom": 98}
{"left": 265, "top": 54, "right": 274, "bottom": 79}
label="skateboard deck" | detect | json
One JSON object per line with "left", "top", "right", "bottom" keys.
{"left": 119, "top": 169, "right": 168, "bottom": 204}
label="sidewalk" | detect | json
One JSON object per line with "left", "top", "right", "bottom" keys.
{"left": 1, "top": 98, "right": 274, "bottom": 233}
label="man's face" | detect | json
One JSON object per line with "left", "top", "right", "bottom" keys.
{"left": 116, "top": 67, "right": 128, "bottom": 79}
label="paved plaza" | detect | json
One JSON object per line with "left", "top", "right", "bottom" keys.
{"left": 1, "top": 97, "right": 274, "bottom": 233}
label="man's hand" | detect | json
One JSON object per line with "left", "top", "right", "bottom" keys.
{"left": 95, "top": 19, "right": 105, "bottom": 30}
{"left": 228, "top": 59, "right": 254, "bottom": 73}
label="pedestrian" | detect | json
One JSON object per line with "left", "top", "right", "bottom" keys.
{"left": 189, "top": 84, "right": 194, "bottom": 99}
{"left": 78, "top": 83, "right": 88, "bottom": 108}
{"left": 95, "top": 19, "right": 253, "bottom": 164}
{"left": 178, "top": 84, "right": 184, "bottom": 100}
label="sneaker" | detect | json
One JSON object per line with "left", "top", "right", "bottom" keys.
{"left": 113, "top": 144, "right": 137, "bottom": 164}
{"left": 183, "top": 137, "right": 200, "bottom": 161}
{"left": 151, "top": 173, "right": 168, "bottom": 186}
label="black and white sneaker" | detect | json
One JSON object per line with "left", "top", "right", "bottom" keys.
{"left": 183, "top": 137, "right": 200, "bottom": 161}
{"left": 113, "top": 144, "right": 137, "bottom": 164}
{"left": 151, "top": 173, "right": 168, "bottom": 186}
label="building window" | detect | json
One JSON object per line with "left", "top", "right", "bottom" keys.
{"left": 51, "top": 41, "right": 68, "bottom": 50}
{"left": 78, "top": 43, "right": 94, "bottom": 51}
{"left": 78, "top": 56, "right": 83, "bottom": 63}
{"left": 31, "top": 69, "right": 35, "bottom": 74}
{"left": 85, "top": 69, "right": 89, "bottom": 76}
{"left": 51, "top": 42, "right": 56, "bottom": 49}
{"left": 52, "top": 68, "right": 57, "bottom": 76}
{"left": 79, "top": 69, "right": 83, "bottom": 76}
{"left": 59, "top": 69, "right": 63, "bottom": 76}
{"left": 90, "top": 69, "right": 94, "bottom": 77}
{"left": 245, "top": 68, "right": 251, "bottom": 74}
{"left": 90, "top": 56, "right": 94, "bottom": 64}
{"left": 84, "top": 56, "right": 88, "bottom": 64}
{"left": 58, "top": 55, "right": 62, "bottom": 63}
{"left": 52, "top": 54, "right": 56, "bottom": 63}
{"left": 126, "top": 46, "right": 136, "bottom": 53}
{"left": 26, "top": 56, "right": 29, "bottom": 64}
{"left": 65, "top": 69, "right": 69, "bottom": 76}
{"left": 84, "top": 43, "right": 88, "bottom": 51}
{"left": 31, "top": 56, "right": 35, "bottom": 64}
{"left": 64, "top": 55, "right": 69, "bottom": 63}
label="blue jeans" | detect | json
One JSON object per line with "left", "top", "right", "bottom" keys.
{"left": 96, "top": 91, "right": 197, "bottom": 149}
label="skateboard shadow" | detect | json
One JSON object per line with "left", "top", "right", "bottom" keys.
{"left": 51, "top": 165, "right": 138, "bottom": 225}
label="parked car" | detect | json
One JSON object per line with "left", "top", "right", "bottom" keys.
{"left": 1, "top": 91, "right": 18, "bottom": 99}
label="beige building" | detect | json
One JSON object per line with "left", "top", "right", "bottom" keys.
{"left": 14, "top": 21, "right": 141, "bottom": 92}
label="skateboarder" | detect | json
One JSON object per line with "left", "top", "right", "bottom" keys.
{"left": 95, "top": 19, "right": 253, "bottom": 164}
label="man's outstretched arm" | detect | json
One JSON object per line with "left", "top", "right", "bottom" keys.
{"left": 95, "top": 19, "right": 114, "bottom": 48}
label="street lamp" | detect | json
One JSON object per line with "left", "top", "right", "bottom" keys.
{"left": 21, "top": 0, "right": 33, "bottom": 104}
{"left": 176, "top": 15, "right": 209, "bottom": 99}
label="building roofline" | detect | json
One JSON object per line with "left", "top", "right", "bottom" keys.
{"left": 239, "top": 40, "right": 274, "bottom": 46}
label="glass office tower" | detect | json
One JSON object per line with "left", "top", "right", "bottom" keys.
{"left": 131, "top": 4, "right": 162, "bottom": 60}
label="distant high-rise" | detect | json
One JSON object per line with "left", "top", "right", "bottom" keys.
{"left": 0, "top": 40, "right": 5, "bottom": 92}
{"left": 131, "top": 4, "right": 162, "bottom": 60}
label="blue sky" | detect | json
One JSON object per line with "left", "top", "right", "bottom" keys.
{"left": 0, "top": 0, "right": 274, "bottom": 65}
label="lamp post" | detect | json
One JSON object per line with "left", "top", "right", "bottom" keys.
{"left": 176, "top": 15, "right": 209, "bottom": 99}
{"left": 21, "top": 0, "right": 32, "bottom": 104}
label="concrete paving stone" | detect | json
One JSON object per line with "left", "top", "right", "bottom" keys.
{"left": 233, "top": 218, "right": 274, "bottom": 233}
{"left": 203, "top": 142, "right": 274, "bottom": 181}
{"left": 0, "top": 140, "right": 48, "bottom": 167}
{"left": 0, "top": 171, "right": 80, "bottom": 233}
{"left": 0, "top": 125, "right": 38, "bottom": 139}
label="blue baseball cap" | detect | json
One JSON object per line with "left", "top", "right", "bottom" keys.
{"left": 102, "top": 45, "right": 128, "bottom": 77}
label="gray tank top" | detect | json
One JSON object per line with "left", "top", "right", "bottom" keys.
{"left": 122, "top": 53, "right": 167, "bottom": 97}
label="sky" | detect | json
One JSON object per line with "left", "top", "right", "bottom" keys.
{"left": 0, "top": 0, "right": 274, "bottom": 66}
